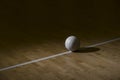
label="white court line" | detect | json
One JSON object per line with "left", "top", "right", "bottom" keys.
{"left": 0, "top": 37, "right": 120, "bottom": 71}
{"left": 86, "top": 37, "right": 120, "bottom": 47}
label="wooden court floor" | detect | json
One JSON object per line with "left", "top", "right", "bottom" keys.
{"left": 0, "top": 30, "right": 120, "bottom": 80}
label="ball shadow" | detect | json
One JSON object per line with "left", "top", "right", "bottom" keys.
{"left": 74, "top": 47, "right": 100, "bottom": 53}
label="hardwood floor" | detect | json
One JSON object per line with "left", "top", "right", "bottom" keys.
{"left": 0, "top": 32, "right": 120, "bottom": 80}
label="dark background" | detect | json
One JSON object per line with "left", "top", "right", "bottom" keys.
{"left": 0, "top": 0, "right": 120, "bottom": 46}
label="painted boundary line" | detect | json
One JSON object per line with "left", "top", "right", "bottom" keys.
{"left": 86, "top": 37, "right": 120, "bottom": 47}
{"left": 0, "top": 37, "right": 120, "bottom": 71}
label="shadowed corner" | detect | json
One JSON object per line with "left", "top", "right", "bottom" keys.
{"left": 74, "top": 47, "right": 100, "bottom": 53}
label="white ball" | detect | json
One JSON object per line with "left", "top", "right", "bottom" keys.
{"left": 65, "top": 36, "right": 80, "bottom": 51}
